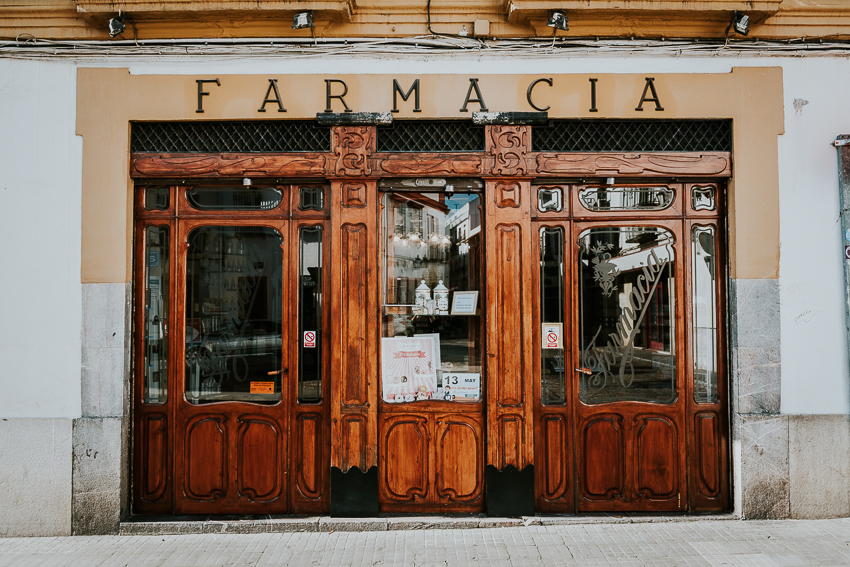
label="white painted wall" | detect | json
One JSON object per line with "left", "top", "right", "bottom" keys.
{"left": 0, "top": 59, "right": 82, "bottom": 418}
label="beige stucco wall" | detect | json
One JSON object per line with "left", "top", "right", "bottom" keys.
{"left": 76, "top": 66, "right": 783, "bottom": 283}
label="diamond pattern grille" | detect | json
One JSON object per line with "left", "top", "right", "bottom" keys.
{"left": 377, "top": 121, "right": 484, "bottom": 152}
{"left": 533, "top": 120, "right": 732, "bottom": 152}
{"left": 131, "top": 121, "right": 331, "bottom": 153}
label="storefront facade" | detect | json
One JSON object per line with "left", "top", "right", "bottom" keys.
{"left": 2, "top": 1, "right": 850, "bottom": 536}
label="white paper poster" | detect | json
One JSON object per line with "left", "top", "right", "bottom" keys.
{"left": 381, "top": 336, "right": 438, "bottom": 403}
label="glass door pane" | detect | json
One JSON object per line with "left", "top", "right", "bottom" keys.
{"left": 578, "top": 226, "right": 676, "bottom": 405}
{"left": 184, "top": 226, "right": 283, "bottom": 404}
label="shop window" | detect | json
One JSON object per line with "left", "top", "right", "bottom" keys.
{"left": 299, "top": 186, "right": 324, "bottom": 211}
{"left": 187, "top": 186, "right": 282, "bottom": 211}
{"left": 540, "top": 227, "right": 565, "bottom": 405}
{"left": 578, "top": 186, "right": 674, "bottom": 212}
{"left": 184, "top": 226, "right": 283, "bottom": 404}
{"left": 381, "top": 189, "right": 483, "bottom": 403}
{"left": 298, "top": 226, "right": 323, "bottom": 403}
{"left": 144, "top": 187, "right": 169, "bottom": 211}
{"left": 692, "top": 185, "right": 716, "bottom": 211}
{"left": 577, "top": 226, "right": 676, "bottom": 405}
{"left": 144, "top": 226, "right": 169, "bottom": 403}
{"left": 538, "top": 187, "right": 563, "bottom": 213}
{"left": 692, "top": 225, "right": 718, "bottom": 404}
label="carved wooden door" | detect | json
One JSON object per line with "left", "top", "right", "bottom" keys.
{"left": 572, "top": 219, "right": 688, "bottom": 512}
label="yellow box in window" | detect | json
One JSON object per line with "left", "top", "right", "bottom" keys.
{"left": 250, "top": 382, "right": 275, "bottom": 394}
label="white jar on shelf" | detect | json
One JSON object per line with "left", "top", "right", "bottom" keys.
{"left": 414, "top": 280, "right": 431, "bottom": 315}
{"left": 434, "top": 280, "right": 449, "bottom": 315}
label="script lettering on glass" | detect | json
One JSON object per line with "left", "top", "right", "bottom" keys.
{"left": 578, "top": 227, "right": 676, "bottom": 405}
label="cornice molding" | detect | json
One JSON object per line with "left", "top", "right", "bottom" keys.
{"left": 2, "top": 0, "right": 849, "bottom": 41}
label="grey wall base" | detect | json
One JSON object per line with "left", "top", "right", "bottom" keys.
{"left": 73, "top": 283, "right": 131, "bottom": 535}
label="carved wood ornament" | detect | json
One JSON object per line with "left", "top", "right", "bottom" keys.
{"left": 489, "top": 125, "right": 530, "bottom": 176}
{"left": 332, "top": 126, "right": 373, "bottom": 177}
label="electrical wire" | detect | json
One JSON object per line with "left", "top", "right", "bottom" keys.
{"left": 1, "top": 35, "right": 850, "bottom": 60}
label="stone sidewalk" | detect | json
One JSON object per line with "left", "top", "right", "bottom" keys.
{"left": 2, "top": 517, "right": 849, "bottom": 566}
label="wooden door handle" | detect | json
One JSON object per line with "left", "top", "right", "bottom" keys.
{"left": 575, "top": 367, "right": 593, "bottom": 375}
{"left": 267, "top": 369, "right": 288, "bottom": 375}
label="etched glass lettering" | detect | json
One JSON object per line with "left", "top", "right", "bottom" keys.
{"left": 578, "top": 227, "right": 676, "bottom": 405}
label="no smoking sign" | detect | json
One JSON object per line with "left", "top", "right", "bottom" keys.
{"left": 304, "top": 331, "right": 316, "bottom": 348}
{"left": 542, "top": 324, "right": 562, "bottom": 349}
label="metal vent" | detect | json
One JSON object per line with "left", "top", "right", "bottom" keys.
{"left": 533, "top": 120, "right": 732, "bottom": 152}
{"left": 131, "top": 121, "right": 331, "bottom": 153}
{"left": 377, "top": 121, "right": 485, "bottom": 152}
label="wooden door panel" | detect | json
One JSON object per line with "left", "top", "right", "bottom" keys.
{"left": 340, "top": 223, "right": 369, "bottom": 406}
{"left": 183, "top": 415, "right": 228, "bottom": 502}
{"left": 635, "top": 415, "right": 678, "bottom": 500}
{"left": 381, "top": 416, "right": 429, "bottom": 502}
{"left": 293, "top": 412, "right": 324, "bottom": 501}
{"left": 539, "top": 414, "right": 568, "bottom": 502}
{"left": 139, "top": 412, "right": 169, "bottom": 503}
{"left": 695, "top": 412, "right": 721, "bottom": 497}
{"left": 494, "top": 225, "right": 524, "bottom": 407}
{"left": 435, "top": 415, "right": 484, "bottom": 503}
{"left": 580, "top": 415, "right": 625, "bottom": 501}
{"left": 236, "top": 415, "right": 283, "bottom": 501}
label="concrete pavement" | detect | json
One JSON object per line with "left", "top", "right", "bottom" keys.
{"left": 1, "top": 517, "right": 849, "bottom": 566}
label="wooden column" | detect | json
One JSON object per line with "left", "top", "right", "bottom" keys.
{"left": 484, "top": 125, "right": 537, "bottom": 515}
{"left": 328, "top": 126, "right": 381, "bottom": 515}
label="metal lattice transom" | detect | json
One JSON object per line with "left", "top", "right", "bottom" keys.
{"left": 131, "top": 121, "right": 331, "bottom": 153}
{"left": 533, "top": 120, "right": 732, "bottom": 152}
{"left": 377, "top": 121, "right": 485, "bottom": 152}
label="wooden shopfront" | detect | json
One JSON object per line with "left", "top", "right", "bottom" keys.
{"left": 130, "top": 117, "right": 731, "bottom": 516}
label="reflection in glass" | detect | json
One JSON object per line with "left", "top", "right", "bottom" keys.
{"left": 299, "top": 186, "right": 324, "bottom": 211}
{"left": 538, "top": 187, "right": 563, "bottom": 212}
{"left": 578, "top": 227, "right": 676, "bottom": 404}
{"left": 187, "top": 186, "right": 282, "bottom": 211}
{"left": 579, "top": 186, "right": 674, "bottom": 211}
{"left": 298, "top": 226, "right": 323, "bottom": 403}
{"left": 144, "top": 227, "right": 168, "bottom": 403}
{"left": 382, "top": 191, "right": 483, "bottom": 402}
{"left": 540, "top": 227, "right": 565, "bottom": 404}
{"left": 144, "top": 187, "right": 169, "bottom": 211}
{"left": 692, "top": 185, "right": 716, "bottom": 211}
{"left": 184, "top": 226, "right": 283, "bottom": 404}
{"left": 693, "top": 226, "right": 718, "bottom": 403}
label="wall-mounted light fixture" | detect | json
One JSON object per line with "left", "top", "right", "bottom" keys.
{"left": 108, "top": 11, "right": 126, "bottom": 38}
{"left": 547, "top": 10, "right": 568, "bottom": 32}
{"left": 731, "top": 10, "right": 749, "bottom": 36}
{"left": 292, "top": 11, "right": 314, "bottom": 30}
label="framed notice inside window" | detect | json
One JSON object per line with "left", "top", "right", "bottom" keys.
{"left": 450, "top": 291, "right": 478, "bottom": 315}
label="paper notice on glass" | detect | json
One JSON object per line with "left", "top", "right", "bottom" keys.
{"left": 381, "top": 336, "right": 438, "bottom": 403}
{"left": 441, "top": 372, "right": 480, "bottom": 401}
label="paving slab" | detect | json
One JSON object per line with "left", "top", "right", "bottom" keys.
{"left": 3, "top": 518, "right": 850, "bottom": 566}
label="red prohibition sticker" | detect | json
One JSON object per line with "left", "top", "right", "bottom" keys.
{"left": 845, "top": 246, "right": 850, "bottom": 260}
{"left": 304, "top": 331, "right": 316, "bottom": 348}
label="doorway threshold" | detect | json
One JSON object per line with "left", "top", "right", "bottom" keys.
{"left": 119, "top": 513, "right": 739, "bottom": 535}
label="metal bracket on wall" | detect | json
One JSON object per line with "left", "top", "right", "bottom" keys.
{"left": 835, "top": 134, "right": 850, "bottom": 370}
